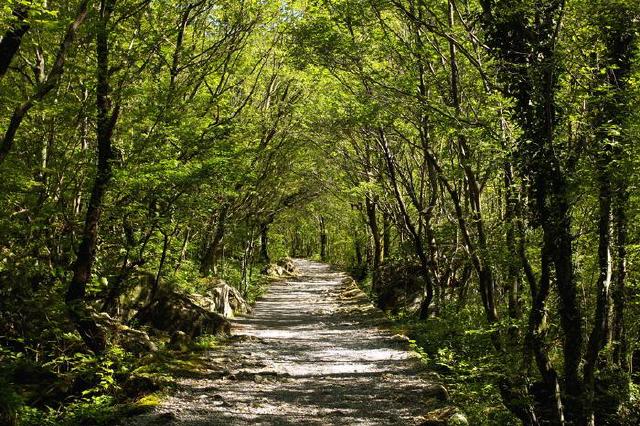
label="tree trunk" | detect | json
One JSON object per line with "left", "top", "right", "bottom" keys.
{"left": 260, "top": 222, "right": 270, "bottom": 264}
{"left": 319, "top": 215, "right": 328, "bottom": 261}
{"left": 382, "top": 213, "right": 391, "bottom": 260}
{"left": 174, "top": 228, "right": 190, "bottom": 274}
{"left": 377, "top": 129, "right": 434, "bottom": 319}
{"left": 200, "top": 204, "right": 229, "bottom": 276}
{"left": 152, "top": 231, "right": 172, "bottom": 298}
{"left": 584, "top": 153, "right": 613, "bottom": 422}
{"left": 612, "top": 188, "right": 628, "bottom": 369}
{"left": 365, "top": 195, "right": 382, "bottom": 291}
{"left": 66, "top": 0, "right": 118, "bottom": 354}
{"left": 0, "top": 6, "right": 29, "bottom": 79}
{"left": 504, "top": 162, "right": 521, "bottom": 323}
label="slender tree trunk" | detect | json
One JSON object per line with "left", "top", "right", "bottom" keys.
{"left": 174, "top": 228, "right": 190, "bottom": 274}
{"left": 355, "top": 232, "right": 364, "bottom": 268}
{"left": 319, "top": 215, "right": 328, "bottom": 261}
{"left": 382, "top": 213, "right": 391, "bottom": 260}
{"left": 365, "top": 195, "right": 382, "bottom": 291}
{"left": 584, "top": 155, "right": 613, "bottom": 423}
{"left": 527, "top": 239, "right": 565, "bottom": 424}
{"left": 612, "top": 188, "right": 628, "bottom": 369}
{"left": 447, "top": 0, "right": 499, "bottom": 325}
{"left": 152, "top": 231, "right": 172, "bottom": 298}
{"left": 260, "top": 223, "right": 270, "bottom": 264}
{"left": 504, "top": 161, "right": 522, "bottom": 323}
{"left": 378, "top": 129, "right": 434, "bottom": 319}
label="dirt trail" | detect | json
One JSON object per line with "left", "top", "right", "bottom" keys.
{"left": 127, "top": 260, "right": 449, "bottom": 425}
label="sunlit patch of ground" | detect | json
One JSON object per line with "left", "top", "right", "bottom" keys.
{"left": 124, "top": 260, "right": 448, "bottom": 426}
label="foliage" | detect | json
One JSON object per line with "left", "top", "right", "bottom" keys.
{"left": 1, "top": 0, "right": 640, "bottom": 424}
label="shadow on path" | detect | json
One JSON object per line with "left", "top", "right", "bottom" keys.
{"left": 125, "top": 260, "right": 446, "bottom": 425}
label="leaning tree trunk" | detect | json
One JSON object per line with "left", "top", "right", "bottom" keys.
{"left": 66, "top": 0, "right": 118, "bottom": 354}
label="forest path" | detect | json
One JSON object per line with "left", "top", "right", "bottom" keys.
{"left": 126, "top": 259, "right": 446, "bottom": 425}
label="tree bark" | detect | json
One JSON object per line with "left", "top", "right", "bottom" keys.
{"left": 377, "top": 129, "right": 434, "bottom": 319}
{"left": 259, "top": 222, "right": 270, "bottom": 264}
{"left": 319, "top": 215, "right": 328, "bottom": 261}
{"left": 200, "top": 204, "right": 229, "bottom": 275}
{"left": 365, "top": 194, "right": 382, "bottom": 291}
{"left": 66, "top": 0, "right": 118, "bottom": 354}
{"left": 0, "top": 6, "right": 29, "bottom": 79}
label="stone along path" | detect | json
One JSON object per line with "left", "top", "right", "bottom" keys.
{"left": 127, "top": 260, "right": 450, "bottom": 425}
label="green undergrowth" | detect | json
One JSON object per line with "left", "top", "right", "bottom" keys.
{"left": 2, "top": 260, "right": 276, "bottom": 426}
{"left": 9, "top": 336, "right": 223, "bottom": 426}
{"left": 388, "top": 312, "right": 518, "bottom": 425}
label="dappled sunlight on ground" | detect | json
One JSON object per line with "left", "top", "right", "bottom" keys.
{"left": 125, "top": 260, "right": 444, "bottom": 425}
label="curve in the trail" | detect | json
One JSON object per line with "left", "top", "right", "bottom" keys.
{"left": 127, "top": 259, "right": 448, "bottom": 425}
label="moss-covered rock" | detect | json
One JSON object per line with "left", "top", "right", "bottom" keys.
{"left": 134, "top": 290, "right": 230, "bottom": 338}
{"left": 375, "top": 260, "right": 425, "bottom": 314}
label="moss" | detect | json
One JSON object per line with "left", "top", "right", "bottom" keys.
{"left": 120, "top": 393, "right": 163, "bottom": 416}
{"left": 192, "top": 335, "right": 219, "bottom": 350}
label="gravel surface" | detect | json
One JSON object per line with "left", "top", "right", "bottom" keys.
{"left": 125, "top": 259, "right": 447, "bottom": 425}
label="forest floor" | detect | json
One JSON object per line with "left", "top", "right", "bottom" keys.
{"left": 124, "top": 259, "right": 450, "bottom": 425}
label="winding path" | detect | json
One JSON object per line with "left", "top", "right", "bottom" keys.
{"left": 128, "top": 260, "right": 448, "bottom": 425}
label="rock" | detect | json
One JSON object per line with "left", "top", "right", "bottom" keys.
{"left": 341, "top": 277, "right": 356, "bottom": 287}
{"left": 122, "top": 374, "right": 162, "bottom": 398}
{"left": 261, "top": 264, "right": 286, "bottom": 277}
{"left": 447, "top": 413, "right": 468, "bottom": 425}
{"left": 190, "top": 279, "right": 250, "bottom": 318}
{"left": 420, "top": 407, "right": 466, "bottom": 426}
{"left": 168, "top": 330, "right": 191, "bottom": 351}
{"left": 423, "top": 384, "right": 450, "bottom": 402}
{"left": 390, "top": 334, "right": 411, "bottom": 349}
{"left": 91, "top": 311, "right": 157, "bottom": 354}
{"left": 276, "top": 258, "right": 298, "bottom": 274}
{"left": 375, "top": 260, "right": 426, "bottom": 313}
{"left": 134, "top": 289, "right": 231, "bottom": 338}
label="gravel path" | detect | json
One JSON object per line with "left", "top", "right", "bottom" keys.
{"left": 126, "top": 259, "right": 448, "bottom": 425}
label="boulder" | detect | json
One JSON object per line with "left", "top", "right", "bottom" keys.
{"left": 422, "top": 384, "right": 450, "bottom": 402}
{"left": 168, "top": 330, "right": 191, "bottom": 351}
{"left": 191, "top": 279, "right": 250, "bottom": 318}
{"left": 276, "top": 258, "right": 298, "bottom": 274}
{"left": 420, "top": 407, "right": 467, "bottom": 426}
{"left": 375, "top": 260, "right": 425, "bottom": 314}
{"left": 261, "top": 264, "right": 286, "bottom": 277}
{"left": 91, "top": 311, "right": 157, "bottom": 353}
{"left": 134, "top": 290, "right": 230, "bottom": 338}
